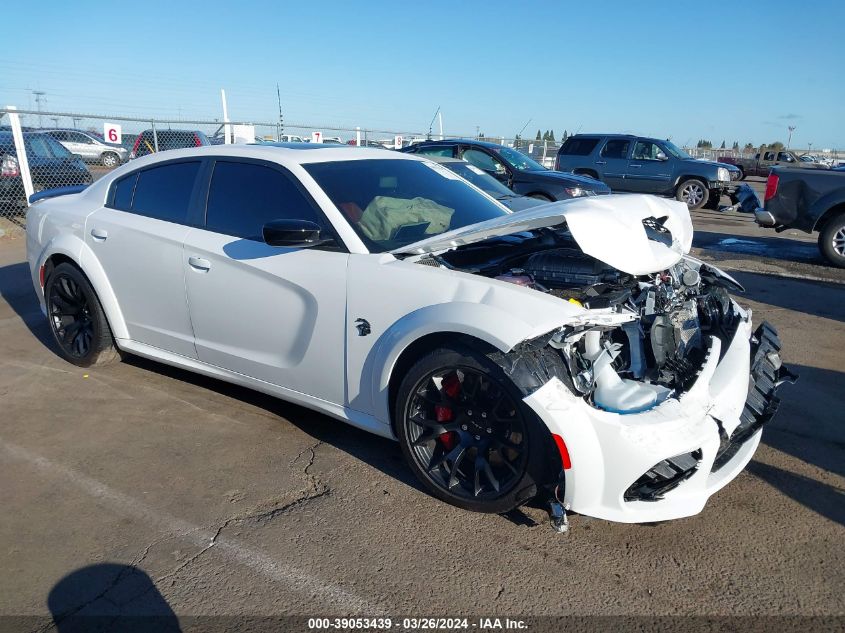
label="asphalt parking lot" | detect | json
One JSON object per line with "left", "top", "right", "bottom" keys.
{"left": 1, "top": 185, "right": 843, "bottom": 628}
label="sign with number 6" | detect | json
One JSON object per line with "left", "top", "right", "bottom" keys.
{"left": 104, "top": 123, "right": 122, "bottom": 145}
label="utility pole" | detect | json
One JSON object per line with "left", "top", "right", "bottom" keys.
{"left": 50, "top": 117, "right": 59, "bottom": 128}
{"left": 476, "top": 125, "right": 480, "bottom": 140}
{"left": 276, "top": 83, "right": 284, "bottom": 140}
{"left": 787, "top": 125, "right": 796, "bottom": 149}
{"left": 72, "top": 117, "right": 82, "bottom": 129}
{"left": 31, "top": 90, "right": 46, "bottom": 127}
{"left": 427, "top": 106, "right": 440, "bottom": 140}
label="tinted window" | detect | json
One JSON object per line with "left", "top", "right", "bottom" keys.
{"left": 632, "top": 141, "right": 663, "bottom": 160}
{"left": 131, "top": 161, "right": 200, "bottom": 224}
{"left": 42, "top": 135, "right": 73, "bottom": 158}
{"left": 25, "top": 135, "right": 56, "bottom": 159}
{"left": 111, "top": 173, "right": 138, "bottom": 210}
{"left": 205, "top": 161, "right": 323, "bottom": 240}
{"left": 462, "top": 149, "right": 505, "bottom": 172}
{"left": 559, "top": 137, "right": 600, "bottom": 156}
{"left": 601, "top": 139, "right": 630, "bottom": 159}
{"left": 416, "top": 146, "right": 455, "bottom": 157}
{"left": 305, "top": 158, "right": 508, "bottom": 253}
{"left": 49, "top": 131, "right": 69, "bottom": 142}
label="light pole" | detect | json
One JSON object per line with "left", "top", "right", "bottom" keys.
{"left": 72, "top": 117, "right": 82, "bottom": 129}
{"left": 787, "top": 125, "right": 796, "bottom": 149}
{"left": 50, "top": 117, "right": 59, "bottom": 128}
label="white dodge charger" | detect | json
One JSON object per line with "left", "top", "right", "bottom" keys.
{"left": 25, "top": 144, "right": 793, "bottom": 527}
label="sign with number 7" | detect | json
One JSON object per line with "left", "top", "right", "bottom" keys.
{"left": 104, "top": 123, "right": 122, "bottom": 145}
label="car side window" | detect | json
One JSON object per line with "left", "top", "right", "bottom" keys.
{"left": 559, "top": 137, "right": 600, "bottom": 155}
{"left": 130, "top": 161, "right": 200, "bottom": 224}
{"left": 764, "top": 152, "right": 776, "bottom": 161}
{"left": 632, "top": 141, "right": 661, "bottom": 160}
{"left": 110, "top": 173, "right": 138, "bottom": 210}
{"left": 416, "top": 146, "right": 455, "bottom": 157}
{"left": 461, "top": 149, "right": 505, "bottom": 173}
{"left": 205, "top": 160, "right": 325, "bottom": 241}
{"left": 778, "top": 152, "right": 793, "bottom": 162}
{"left": 50, "top": 131, "right": 68, "bottom": 142}
{"left": 600, "top": 140, "right": 630, "bottom": 159}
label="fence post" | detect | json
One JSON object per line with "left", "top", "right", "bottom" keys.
{"left": 151, "top": 120, "right": 159, "bottom": 152}
{"left": 6, "top": 106, "right": 34, "bottom": 205}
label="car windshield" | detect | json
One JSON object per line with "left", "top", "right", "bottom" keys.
{"left": 305, "top": 158, "right": 510, "bottom": 253}
{"left": 493, "top": 146, "right": 547, "bottom": 171}
{"left": 662, "top": 141, "right": 692, "bottom": 159}
{"left": 439, "top": 161, "right": 515, "bottom": 198}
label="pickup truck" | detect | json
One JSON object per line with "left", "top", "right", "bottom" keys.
{"left": 720, "top": 150, "right": 829, "bottom": 179}
{"left": 755, "top": 166, "right": 845, "bottom": 266}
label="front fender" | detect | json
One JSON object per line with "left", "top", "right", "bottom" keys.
{"left": 369, "top": 301, "right": 562, "bottom": 427}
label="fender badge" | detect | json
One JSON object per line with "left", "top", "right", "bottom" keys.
{"left": 354, "top": 318, "right": 371, "bottom": 336}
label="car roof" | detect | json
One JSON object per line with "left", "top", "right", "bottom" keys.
{"left": 411, "top": 139, "right": 502, "bottom": 149}
{"left": 568, "top": 133, "right": 668, "bottom": 143}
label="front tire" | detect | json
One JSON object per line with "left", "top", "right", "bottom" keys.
{"left": 45, "top": 263, "right": 119, "bottom": 367}
{"left": 818, "top": 212, "right": 845, "bottom": 268}
{"left": 676, "top": 178, "right": 709, "bottom": 210}
{"left": 394, "top": 345, "right": 553, "bottom": 514}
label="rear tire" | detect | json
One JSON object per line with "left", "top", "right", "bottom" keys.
{"left": 818, "top": 212, "right": 845, "bottom": 268}
{"left": 394, "top": 344, "right": 555, "bottom": 514}
{"left": 676, "top": 178, "right": 709, "bottom": 210}
{"left": 44, "top": 263, "right": 119, "bottom": 367}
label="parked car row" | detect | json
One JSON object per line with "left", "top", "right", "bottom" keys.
{"left": 0, "top": 131, "right": 92, "bottom": 212}
{"left": 719, "top": 149, "right": 830, "bottom": 179}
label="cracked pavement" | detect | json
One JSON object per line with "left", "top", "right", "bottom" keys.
{"left": 0, "top": 210, "right": 843, "bottom": 625}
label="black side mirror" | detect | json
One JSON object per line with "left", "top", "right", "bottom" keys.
{"left": 262, "top": 219, "right": 332, "bottom": 248}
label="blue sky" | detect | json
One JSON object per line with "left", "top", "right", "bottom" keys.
{"left": 2, "top": 0, "right": 843, "bottom": 148}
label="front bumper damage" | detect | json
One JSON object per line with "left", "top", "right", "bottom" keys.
{"left": 523, "top": 316, "right": 795, "bottom": 524}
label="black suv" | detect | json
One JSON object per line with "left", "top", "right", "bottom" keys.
{"left": 555, "top": 134, "right": 739, "bottom": 209}
{"left": 401, "top": 139, "right": 609, "bottom": 201}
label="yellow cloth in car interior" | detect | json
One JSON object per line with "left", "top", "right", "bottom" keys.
{"left": 358, "top": 196, "right": 454, "bottom": 242}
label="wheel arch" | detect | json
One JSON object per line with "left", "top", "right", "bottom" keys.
{"left": 811, "top": 201, "right": 845, "bottom": 233}
{"left": 42, "top": 241, "right": 129, "bottom": 340}
{"left": 386, "top": 331, "right": 498, "bottom": 437}
{"left": 574, "top": 169, "right": 599, "bottom": 180}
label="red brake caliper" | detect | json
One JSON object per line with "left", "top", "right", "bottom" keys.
{"left": 435, "top": 373, "right": 462, "bottom": 450}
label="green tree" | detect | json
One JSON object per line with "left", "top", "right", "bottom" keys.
{"left": 562, "top": 130, "right": 569, "bottom": 141}
{"left": 768, "top": 141, "right": 785, "bottom": 151}
{"left": 536, "top": 129, "right": 542, "bottom": 141}
{"left": 732, "top": 141, "right": 739, "bottom": 150}
{"left": 743, "top": 142, "right": 755, "bottom": 151}
{"left": 696, "top": 139, "right": 712, "bottom": 149}
{"left": 549, "top": 129, "right": 556, "bottom": 142}
{"left": 720, "top": 140, "right": 726, "bottom": 149}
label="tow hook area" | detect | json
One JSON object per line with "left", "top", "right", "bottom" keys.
{"left": 546, "top": 472, "right": 570, "bottom": 534}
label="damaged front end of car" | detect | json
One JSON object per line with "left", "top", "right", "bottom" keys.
{"left": 400, "top": 196, "right": 797, "bottom": 525}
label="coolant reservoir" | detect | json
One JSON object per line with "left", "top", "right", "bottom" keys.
{"left": 584, "top": 331, "right": 667, "bottom": 414}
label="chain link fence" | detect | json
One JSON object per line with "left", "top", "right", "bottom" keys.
{"left": 2, "top": 105, "right": 842, "bottom": 228}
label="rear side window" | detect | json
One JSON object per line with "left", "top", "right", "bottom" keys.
{"left": 205, "top": 161, "right": 324, "bottom": 240}
{"left": 131, "top": 161, "right": 200, "bottom": 224}
{"left": 416, "top": 146, "right": 455, "bottom": 157}
{"left": 558, "top": 137, "right": 600, "bottom": 156}
{"left": 110, "top": 173, "right": 138, "bottom": 210}
{"left": 600, "top": 139, "right": 630, "bottom": 159}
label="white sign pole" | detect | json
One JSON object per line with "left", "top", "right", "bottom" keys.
{"left": 6, "top": 106, "right": 34, "bottom": 204}
{"left": 221, "top": 89, "right": 231, "bottom": 145}
{"left": 356, "top": 126, "right": 361, "bottom": 147}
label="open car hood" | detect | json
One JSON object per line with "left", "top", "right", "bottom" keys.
{"left": 391, "top": 194, "right": 694, "bottom": 276}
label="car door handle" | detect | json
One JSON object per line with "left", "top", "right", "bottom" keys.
{"left": 629, "top": 164, "right": 642, "bottom": 168}
{"left": 188, "top": 256, "right": 211, "bottom": 272}
{"left": 595, "top": 161, "right": 607, "bottom": 165}
{"left": 90, "top": 228, "right": 108, "bottom": 241}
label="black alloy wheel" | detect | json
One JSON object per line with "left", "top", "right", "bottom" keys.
{"left": 45, "top": 263, "right": 118, "bottom": 367}
{"left": 396, "top": 346, "right": 554, "bottom": 513}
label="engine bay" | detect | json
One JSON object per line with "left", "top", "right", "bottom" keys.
{"left": 424, "top": 227, "right": 742, "bottom": 413}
